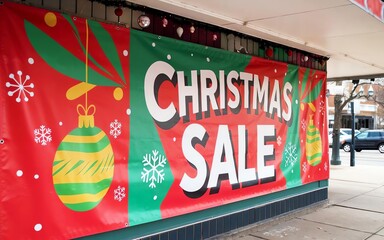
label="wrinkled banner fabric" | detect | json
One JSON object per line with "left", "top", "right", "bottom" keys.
{"left": 0, "top": 1, "right": 329, "bottom": 239}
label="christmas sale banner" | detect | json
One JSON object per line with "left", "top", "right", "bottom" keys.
{"left": 350, "top": 0, "right": 384, "bottom": 22}
{"left": 0, "top": 1, "right": 329, "bottom": 239}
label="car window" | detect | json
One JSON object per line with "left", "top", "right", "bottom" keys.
{"left": 342, "top": 129, "right": 351, "bottom": 135}
{"left": 356, "top": 132, "right": 368, "bottom": 139}
{"left": 368, "top": 132, "right": 381, "bottom": 138}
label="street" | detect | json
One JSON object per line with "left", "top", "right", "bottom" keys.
{"left": 331, "top": 149, "right": 384, "bottom": 166}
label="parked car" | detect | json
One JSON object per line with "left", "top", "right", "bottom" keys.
{"left": 328, "top": 128, "right": 360, "bottom": 147}
{"left": 341, "top": 130, "right": 384, "bottom": 153}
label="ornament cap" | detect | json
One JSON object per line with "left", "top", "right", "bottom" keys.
{"left": 309, "top": 114, "right": 314, "bottom": 125}
{"left": 78, "top": 115, "right": 94, "bottom": 128}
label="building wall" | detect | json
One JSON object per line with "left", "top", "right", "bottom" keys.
{"left": 327, "top": 81, "right": 381, "bottom": 129}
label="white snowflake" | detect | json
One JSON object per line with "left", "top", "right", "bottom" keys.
{"left": 34, "top": 125, "right": 52, "bottom": 146}
{"left": 301, "top": 119, "right": 307, "bottom": 130}
{"left": 141, "top": 150, "right": 167, "bottom": 188}
{"left": 284, "top": 142, "right": 298, "bottom": 168}
{"left": 324, "top": 162, "right": 328, "bottom": 172}
{"left": 6, "top": 70, "right": 34, "bottom": 102}
{"left": 302, "top": 161, "right": 308, "bottom": 172}
{"left": 114, "top": 186, "right": 126, "bottom": 202}
{"left": 110, "top": 119, "right": 122, "bottom": 138}
{"left": 277, "top": 136, "right": 282, "bottom": 146}
{"left": 319, "top": 100, "right": 325, "bottom": 115}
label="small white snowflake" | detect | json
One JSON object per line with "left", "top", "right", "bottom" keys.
{"left": 34, "top": 223, "right": 42, "bottom": 232}
{"left": 277, "top": 136, "right": 282, "bottom": 146}
{"left": 110, "top": 119, "right": 122, "bottom": 138}
{"left": 319, "top": 100, "right": 325, "bottom": 115}
{"left": 302, "top": 162, "right": 308, "bottom": 172}
{"left": 16, "top": 170, "right": 23, "bottom": 177}
{"left": 301, "top": 119, "right": 307, "bottom": 130}
{"left": 34, "top": 125, "right": 52, "bottom": 146}
{"left": 141, "top": 150, "right": 167, "bottom": 188}
{"left": 324, "top": 162, "right": 328, "bottom": 172}
{"left": 6, "top": 70, "right": 34, "bottom": 102}
{"left": 114, "top": 186, "right": 126, "bottom": 202}
{"left": 284, "top": 142, "right": 298, "bottom": 168}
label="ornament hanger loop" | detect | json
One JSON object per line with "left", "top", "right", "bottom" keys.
{"left": 77, "top": 104, "right": 96, "bottom": 116}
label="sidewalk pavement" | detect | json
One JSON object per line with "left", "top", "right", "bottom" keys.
{"left": 220, "top": 164, "right": 384, "bottom": 240}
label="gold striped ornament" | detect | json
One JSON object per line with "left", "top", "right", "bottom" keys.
{"left": 305, "top": 117, "right": 322, "bottom": 166}
{"left": 52, "top": 105, "right": 114, "bottom": 211}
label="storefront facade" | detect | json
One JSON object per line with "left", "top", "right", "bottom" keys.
{"left": 0, "top": 1, "right": 329, "bottom": 239}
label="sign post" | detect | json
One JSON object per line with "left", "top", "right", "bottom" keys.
{"left": 350, "top": 101, "right": 355, "bottom": 166}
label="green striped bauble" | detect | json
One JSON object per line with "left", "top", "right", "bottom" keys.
{"left": 305, "top": 119, "right": 322, "bottom": 166}
{"left": 52, "top": 126, "right": 114, "bottom": 212}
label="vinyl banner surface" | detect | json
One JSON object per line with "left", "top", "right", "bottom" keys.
{"left": 350, "top": 0, "right": 384, "bottom": 22}
{"left": 0, "top": 1, "right": 329, "bottom": 239}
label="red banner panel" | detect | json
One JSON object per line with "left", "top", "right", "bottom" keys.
{"left": 350, "top": 0, "right": 384, "bottom": 21}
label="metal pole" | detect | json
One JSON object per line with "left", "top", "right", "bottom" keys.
{"left": 350, "top": 101, "right": 355, "bottom": 167}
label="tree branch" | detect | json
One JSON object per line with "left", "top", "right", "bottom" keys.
{"left": 336, "top": 83, "right": 360, "bottom": 112}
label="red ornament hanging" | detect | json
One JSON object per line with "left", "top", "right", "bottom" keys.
{"left": 266, "top": 47, "right": 273, "bottom": 58}
{"left": 114, "top": 7, "right": 123, "bottom": 17}
{"left": 190, "top": 25, "right": 195, "bottom": 33}
{"left": 287, "top": 49, "right": 293, "bottom": 57}
{"left": 162, "top": 17, "right": 168, "bottom": 27}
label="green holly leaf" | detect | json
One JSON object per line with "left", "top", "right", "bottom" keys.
{"left": 61, "top": 14, "right": 112, "bottom": 78}
{"left": 302, "top": 80, "right": 323, "bottom": 103}
{"left": 88, "top": 20, "right": 126, "bottom": 84}
{"left": 24, "top": 20, "right": 119, "bottom": 87}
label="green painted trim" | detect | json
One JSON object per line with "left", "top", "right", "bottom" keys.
{"left": 78, "top": 180, "right": 328, "bottom": 240}
{"left": 319, "top": 180, "right": 329, "bottom": 188}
